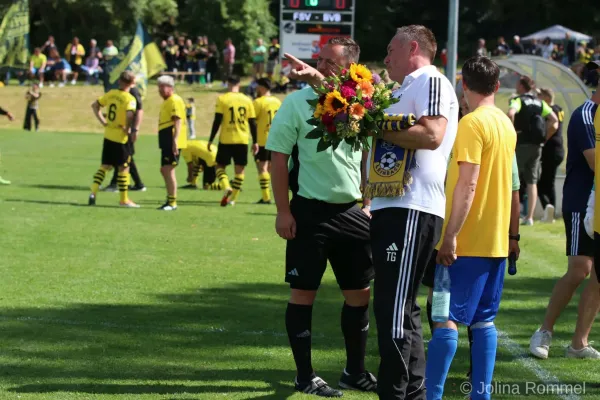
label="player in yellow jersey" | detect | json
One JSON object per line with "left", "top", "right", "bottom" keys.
{"left": 208, "top": 75, "right": 258, "bottom": 207}
{"left": 157, "top": 75, "right": 187, "bottom": 211}
{"left": 252, "top": 78, "right": 281, "bottom": 204}
{"left": 88, "top": 71, "right": 139, "bottom": 208}
{"left": 181, "top": 139, "right": 220, "bottom": 190}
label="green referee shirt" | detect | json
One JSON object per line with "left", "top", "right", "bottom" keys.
{"left": 266, "top": 87, "right": 362, "bottom": 204}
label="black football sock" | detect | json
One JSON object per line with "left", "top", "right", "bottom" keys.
{"left": 467, "top": 325, "right": 474, "bottom": 378}
{"left": 110, "top": 165, "right": 118, "bottom": 186}
{"left": 286, "top": 303, "right": 315, "bottom": 382}
{"left": 341, "top": 302, "right": 369, "bottom": 374}
{"left": 129, "top": 158, "right": 143, "bottom": 187}
{"left": 427, "top": 300, "right": 434, "bottom": 335}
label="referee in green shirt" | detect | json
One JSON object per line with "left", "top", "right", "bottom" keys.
{"left": 266, "top": 37, "right": 376, "bottom": 398}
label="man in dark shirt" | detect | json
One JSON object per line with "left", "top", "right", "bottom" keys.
{"left": 267, "top": 37, "right": 280, "bottom": 79}
{"left": 105, "top": 86, "right": 146, "bottom": 192}
{"left": 512, "top": 35, "right": 525, "bottom": 54}
{"left": 529, "top": 95, "right": 600, "bottom": 360}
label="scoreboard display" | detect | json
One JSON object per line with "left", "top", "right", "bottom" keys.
{"left": 280, "top": 0, "right": 355, "bottom": 64}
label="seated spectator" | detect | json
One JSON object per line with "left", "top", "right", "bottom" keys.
{"left": 102, "top": 40, "right": 119, "bottom": 60}
{"left": 29, "top": 47, "right": 47, "bottom": 87}
{"left": 64, "top": 37, "right": 85, "bottom": 85}
{"left": 81, "top": 54, "right": 101, "bottom": 85}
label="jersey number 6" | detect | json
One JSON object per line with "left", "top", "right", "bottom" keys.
{"left": 108, "top": 104, "right": 117, "bottom": 122}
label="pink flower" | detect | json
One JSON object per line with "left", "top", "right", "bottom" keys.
{"left": 342, "top": 80, "right": 357, "bottom": 90}
{"left": 340, "top": 86, "right": 356, "bottom": 99}
{"left": 364, "top": 100, "right": 374, "bottom": 110}
{"left": 341, "top": 68, "right": 348, "bottom": 75}
{"left": 372, "top": 73, "right": 382, "bottom": 84}
{"left": 322, "top": 113, "right": 334, "bottom": 125}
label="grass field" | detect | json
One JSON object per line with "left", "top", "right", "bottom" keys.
{"left": 0, "top": 84, "right": 598, "bottom": 399}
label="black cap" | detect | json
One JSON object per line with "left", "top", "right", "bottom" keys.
{"left": 586, "top": 60, "right": 600, "bottom": 70}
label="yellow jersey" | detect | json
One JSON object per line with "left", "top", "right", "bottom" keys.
{"left": 438, "top": 106, "right": 517, "bottom": 257}
{"left": 253, "top": 95, "right": 281, "bottom": 147}
{"left": 181, "top": 140, "right": 217, "bottom": 167}
{"left": 31, "top": 54, "right": 47, "bottom": 69}
{"left": 215, "top": 92, "right": 256, "bottom": 144}
{"left": 159, "top": 94, "right": 188, "bottom": 150}
{"left": 594, "top": 109, "right": 600, "bottom": 234}
{"left": 97, "top": 89, "right": 136, "bottom": 144}
{"left": 64, "top": 43, "right": 85, "bottom": 65}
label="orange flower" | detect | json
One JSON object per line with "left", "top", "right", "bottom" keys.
{"left": 350, "top": 103, "right": 365, "bottom": 120}
{"left": 357, "top": 80, "right": 375, "bottom": 98}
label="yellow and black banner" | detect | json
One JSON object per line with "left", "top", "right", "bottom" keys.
{"left": 0, "top": 0, "right": 29, "bottom": 67}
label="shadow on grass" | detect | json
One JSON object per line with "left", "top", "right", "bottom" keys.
{"left": 4, "top": 198, "right": 123, "bottom": 209}
{"left": 22, "top": 183, "right": 91, "bottom": 191}
{"left": 1, "top": 277, "right": 591, "bottom": 397}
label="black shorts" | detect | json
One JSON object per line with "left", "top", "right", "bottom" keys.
{"left": 254, "top": 146, "right": 271, "bottom": 162}
{"left": 101, "top": 139, "right": 131, "bottom": 167}
{"left": 421, "top": 249, "right": 438, "bottom": 289}
{"left": 159, "top": 129, "right": 180, "bottom": 167}
{"left": 216, "top": 143, "right": 248, "bottom": 166}
{"left": 564, "top": 211, "right": 594, "bottom": 257}
{"left": 70, "top": 62, "right": 81, "bottom": 73}
{"left": 285, "top": 196, "right": 374, "bottom": 290}
{"left": 595, "top": 232, "right": 600, "bottom": 283}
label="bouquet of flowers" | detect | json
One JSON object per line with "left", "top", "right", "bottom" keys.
{"left": 305, "top": 64, "right": 399, "bottom": 152}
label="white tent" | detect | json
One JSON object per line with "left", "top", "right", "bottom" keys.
{"left": 522, "top": 25, "right": 592, "bottom": 42}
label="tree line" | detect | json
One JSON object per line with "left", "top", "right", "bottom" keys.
{"left": 1, "top": 0, "right": 599, "bottom": 64}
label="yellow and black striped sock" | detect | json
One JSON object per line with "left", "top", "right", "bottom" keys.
{"left": 259, "top": 172, "right": 271, "bottom": 202}
{"left": 212, "top": 182, "right": 221, "bottom": 190}
{"left": 230, "top": 174, "right": 245, "bottom": 202}
{"left": 118, "top": 171, "right": 129, "bottom": 203}
{"left": 216, "top": 168, "right": 231, "bottom": 191}
{"left": 167, "top": 195, "right": 177, "bottom": 207}
{"left": 91, "top": 167, "right": 108, "bottom": 195}
{"left": 192, "top": 164, "right": 201, "bottom": 186}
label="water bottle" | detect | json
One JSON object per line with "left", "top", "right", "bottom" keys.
{"left": 508, "top": 252, "right": 517, "bottom": 276}
{"left": 432, "top": 264, "right": 451, "bottom": 322}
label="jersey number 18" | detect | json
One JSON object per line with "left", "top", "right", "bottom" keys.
{"left": 229, "top": 106, "right": 247, "bottom": 124}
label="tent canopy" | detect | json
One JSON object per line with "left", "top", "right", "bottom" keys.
{"left": 522, "top": 25, "right": 592, "bottom": 42}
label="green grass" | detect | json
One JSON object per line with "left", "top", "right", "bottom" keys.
{"left": 0, "top": 126, "right": 599, "bottom": 398}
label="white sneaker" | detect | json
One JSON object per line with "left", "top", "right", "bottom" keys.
{"left": 542, "top": 205, "right": 555, "bottom": 223}
{"left": 49, "top": 83, "right": 55, "bottom": 88}
{"left": 530, "top": 329, "right": 552, "bottom": 359}
{"left": 566, "top": 345, "right": 600, "bottom": 359}
{"left": 58, "top": 82, "right": 65, "bottom": 88}
{"left": 70, "top": 80, "right": 76, "bottom": 85}
{"left": 39, "top": 83, "right": 44, "bottom": 88}
{"left": 120, "top": 201, "right": 140, "bottom": 208}
{"left": 521, "top": 218, "right": 534, "bottom": 226}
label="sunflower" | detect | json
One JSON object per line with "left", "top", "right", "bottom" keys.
{"left": 349, "top": 103, "right": 365, "bottom": 120}
{"left": 313, "top": 103, "right": 324, "bottom": 118}
{"left": 349, "top": 64, "right": 373, "bottom": 84}
{"left": 324, "top": 90, "right": 349, "bottom": 116}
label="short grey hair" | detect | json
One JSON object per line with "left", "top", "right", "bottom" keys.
{"left": 394, "top": 25, "right": 438, "bottom": 62}
{"left": 157, "top": 75, "right": 175, "bottom": 87}
{"left": 327, "top": 37, "right": 360, "bottom": 63}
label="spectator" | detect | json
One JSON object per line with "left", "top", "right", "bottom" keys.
{"left": 102, "top": 40, "right": 119, "bottom": 59}
{"left": 541, "top": 37, "right": 555, "bottom": 60}
{"left": 528, "top": 39, "right": 542, "bottom": 56}
{"left": 564, "top": 33, "right": 576, "bottom": 65}
{"left": 252, "top": 38, "right": 267, "bottom": 80}
{"left": 81, "top": 53, "right": 101, "bottom": 85}
{"left": 177, "top": 36, "right": 187, "bottom": 82}
{"left": 41, "top": 35, "right": 57, "bottom": 59}
{"left": 23, "top": 83, "right": 41, "bottom": 131}
{"left": 553, "top": 43, "right": 565, "bottom": 63}
{"left": 29, "top": 47, "right": 47, "bottom": 87}
{"left": 196, "top": 36, "right": 209, "bottom": 84}
{"left": 64, "top": 37, "right": 85, "bottom": 85}
{"left": 88, "top": 39, "right": 102, "bottom": 60}
{"left": 163, "top": 37, "right": 178, "bottom": 73}
{"left": 206, "top": 43, "right": 219, "bottom": 88}
{"left": 184, "top": 38, "right": 197, "bottom": 84}
{"left": 475, "top": 38, "right": 487, "bottom": 56}
{"left": 507, "top": 76, "right": 559, "bottom": 226}
{"left": 537, "top": 88, "right": 565, "bottom": 222}
{"left": 222, "top": 38, "right": 235, "bottom": 87}
{"left": 496, "top": 36, "right": 510, "bottom": 56}
{"left": 512, "top": 35, "right": 525, "bottom": 54}
{"left": 267, "top": 37, "right": 280, "bottom": 79}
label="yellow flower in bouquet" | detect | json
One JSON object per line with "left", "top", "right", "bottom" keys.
{"left": 314, "top": 103, "right": 324, "bottom": 118}
{"left": 324, "top": 91, "right": 348, "bottom": 116}
{"left": 357, "top": 80, "right": 375, "bottom": 98}
{"left": 350, "top": 103, "right": 365, "bottom": 120}
{"left": 349, "top": 64, "right": 372, "bottom": 84}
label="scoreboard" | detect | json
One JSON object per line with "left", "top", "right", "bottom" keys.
{"left": 279, "top": 0, "right": 355, "bottom": 64}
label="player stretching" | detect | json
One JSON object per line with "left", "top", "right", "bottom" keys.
{"left": 208, "top": 75, "right": 258, "bottom": 207}
{"left": 253, "top": 78, "right": 280, "bottom": 204}
{"left": 181, "top": 139, "right": 220, "bottom": 190}
{"left": 88, "top": 71, "right": 139, "bottom": 208}
{"left": 157, "top": 75, "right": 188, "bottom": 211}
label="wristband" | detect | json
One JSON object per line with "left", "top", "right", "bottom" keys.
{"left": 377, "top": 113, "right": 417, "bottom": 131}
{"left": 509, "top": 234, "right": 520, "bottom": 242}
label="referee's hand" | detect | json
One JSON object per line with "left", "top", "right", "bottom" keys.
{"left": 276, "top": 211, "right": 296, "bottom": 240}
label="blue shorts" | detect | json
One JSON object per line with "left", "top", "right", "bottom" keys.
{"left": 449, "top": 256, "right": 506, "bottom": 326}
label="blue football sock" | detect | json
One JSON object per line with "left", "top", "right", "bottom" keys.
{"left": 426, "top": 327, "right": 458, "bottom": 400}
{"left": 471, "top": 324, "right": 497, "bottom": 400}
